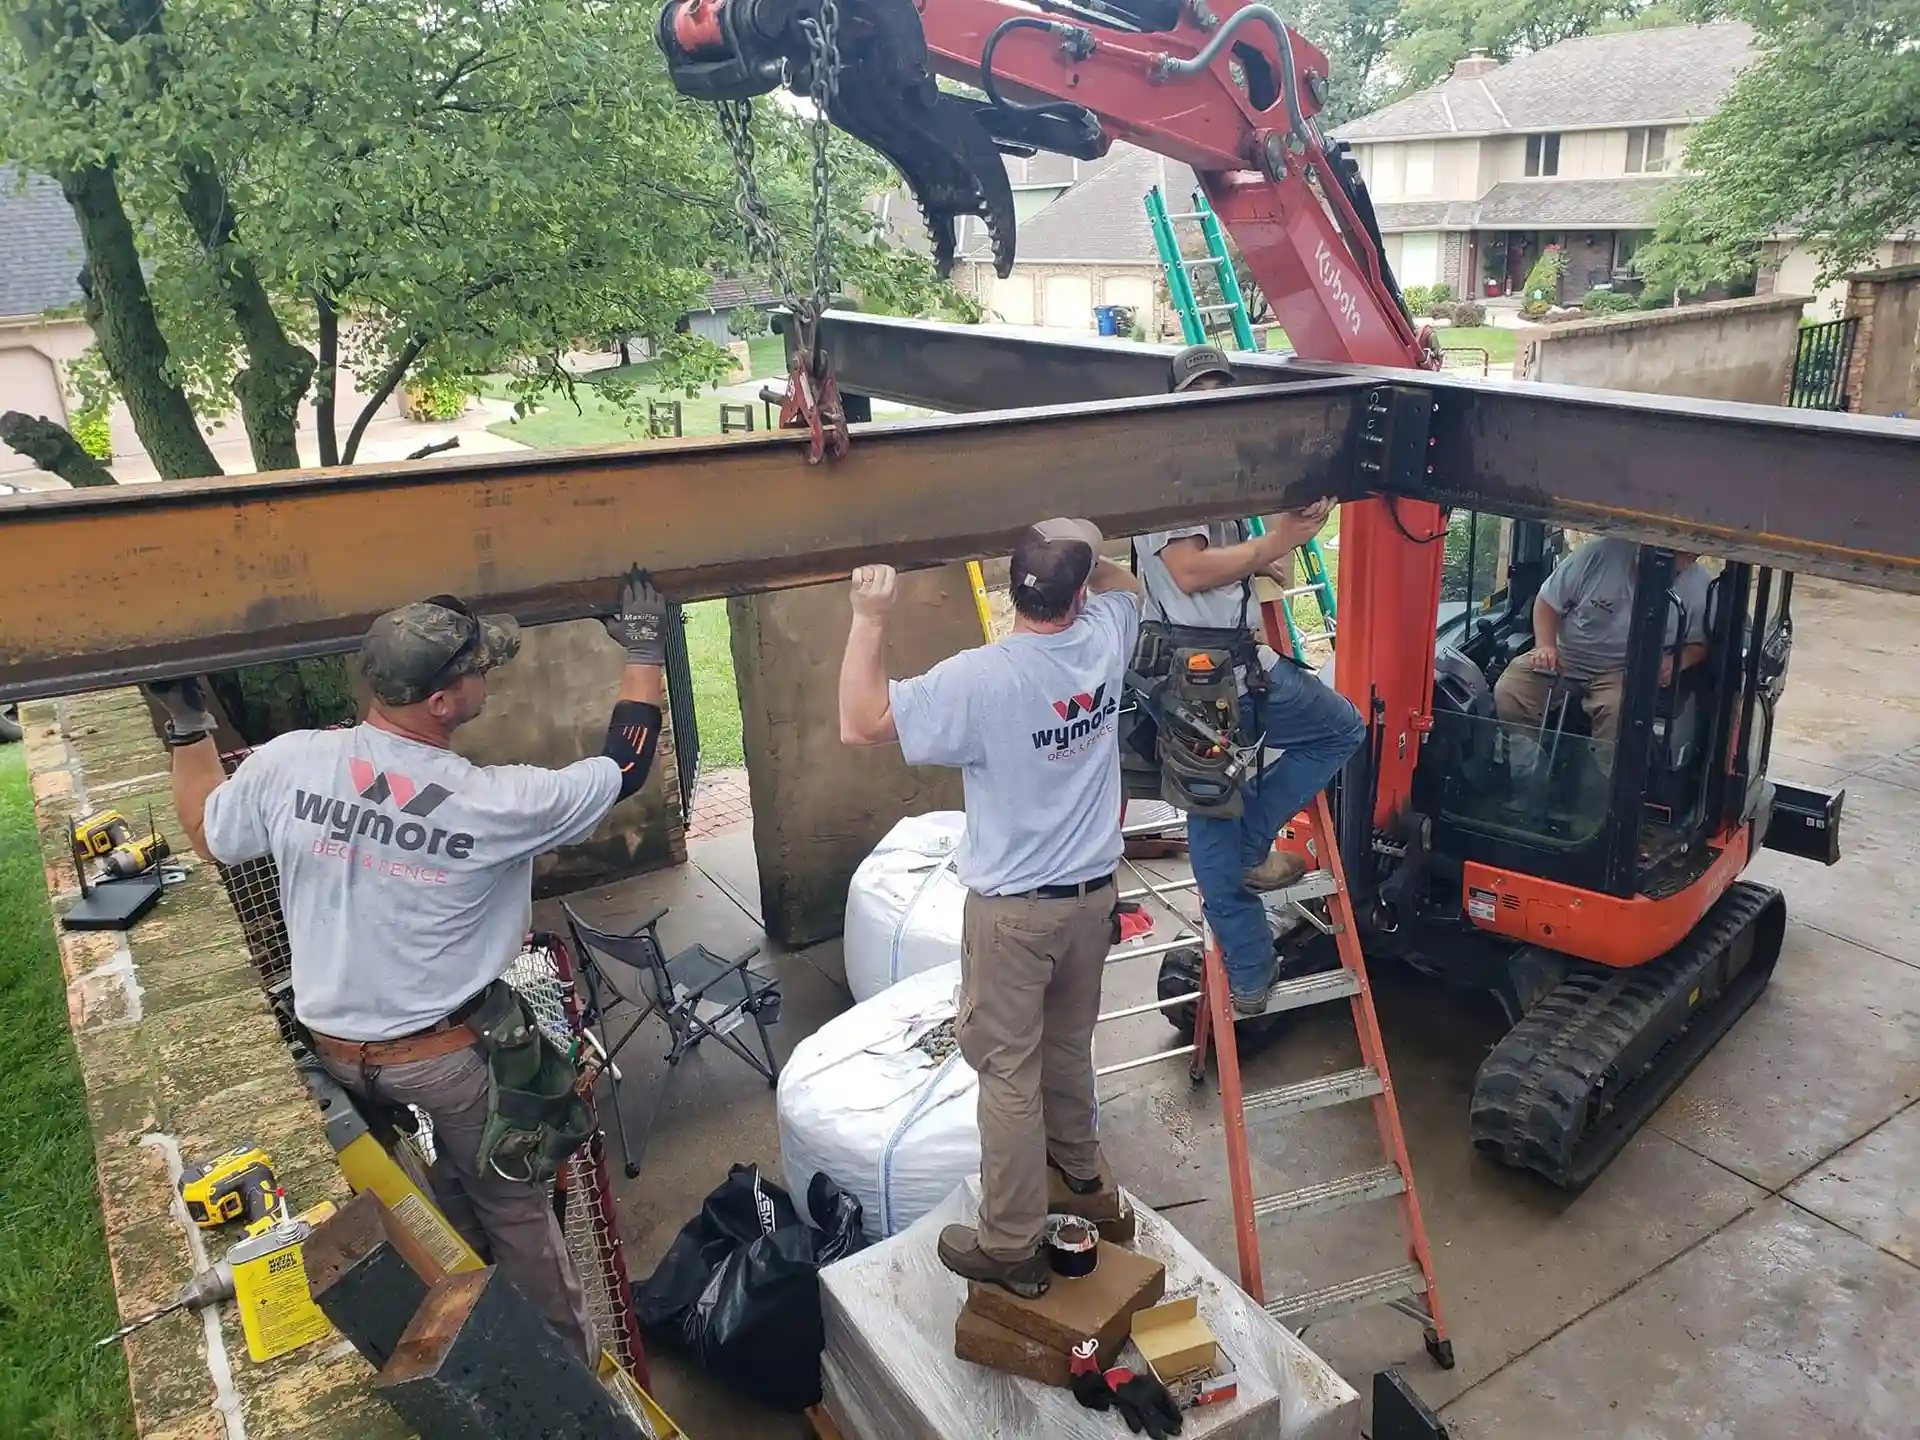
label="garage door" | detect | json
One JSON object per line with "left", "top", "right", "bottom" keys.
{"left": 990, "top": 274, "right": 1035, "bottom": 326}
{"left": 1043, "top": 273, "right": 1095, "bottom": 330}
{"left": 1397, "top": 232, "right": 1441, "bottom": 287}
{"left": 1103, "top": 276, "right": 1155, "bottom": 333}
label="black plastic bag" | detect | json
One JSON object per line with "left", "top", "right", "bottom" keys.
{"left": 633, "top": 1164, "right": 868, "bottom": 1411}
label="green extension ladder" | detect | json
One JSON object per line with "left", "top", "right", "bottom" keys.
{"left": 1145, "top": 184, "right": 1337, "bottom": 654}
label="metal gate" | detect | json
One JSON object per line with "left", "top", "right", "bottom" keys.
{"left": 662, "top": 601, "right": 701, "bottom": 820}
{"left": 1788, "top": 318, "right": 1858, "bottom": 411}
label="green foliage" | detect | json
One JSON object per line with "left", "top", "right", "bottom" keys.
{"left": 726, "top": 305, "right": 771, "bottom": 339}
{"left": 68, "top": 405, "right": 112, "bottom": 459}
{"left": 0, "top": 0, "right": 960, "bottom": 468}
{"left": 0, "top": 746, "right": 135, "bottom": 1440}
{"left": 1520, "top": 246, "right": 1566, "bottom": 315}
{"left": 1649, "top": 1, "right": 1916, "bottom": 286}
{"left": 1444, "top": 300, "right": 1488, "bottom": 326}
{"left": 1579, "top": 288, "right": 1639, "bottom": 314}
{"left": 1402, "top": 283, "right": 1432, "bottom": 316}
{"left": 1428, "top": 282, "right": 1454, "bottom": 304}
{"left": 1288, "top": 0, "right": 1409, "bottom": 123}
{"left": 405, "top": 375, "right": 474, "bottom": 421}
{"left": 1390, "top": 1, "right": 1701, "bottom": 91}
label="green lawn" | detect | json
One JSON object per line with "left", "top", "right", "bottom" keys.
{"left": 682, "top": 600, "right": 744, "bottom": 770}
{"left": 0, "top": 745, "right": 135, "bottom": 1440}
{"left": 1436, "top": 325, "right": 1517, "bottom": 366}
{"left": 484, "top": 335, "right": 788, "bottom": 450}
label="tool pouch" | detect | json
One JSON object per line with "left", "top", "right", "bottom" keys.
{"left": 1127, "top": 622, "right": 1261, "bottom": 819}
{"left": 467, "top": 981, "right": 594, "bottom": 1184}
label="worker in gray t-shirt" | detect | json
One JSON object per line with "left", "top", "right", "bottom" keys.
{"left": 838, "top": 519, "right": 1142, "bottom": 1300}
{"left": 146, "top": 569, "right": 673, "bottom": 1362}
{"left": 1494, "top": 535, "right": 1712, "bottom": 746}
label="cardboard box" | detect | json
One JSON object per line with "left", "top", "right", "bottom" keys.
{"left": 1130, "top": 1295, "right": 1218, "bottom": 1382}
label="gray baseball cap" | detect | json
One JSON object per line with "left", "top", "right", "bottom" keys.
{"left": 358, "top": 596, "right": 521, "bottom": 706}
{"left": 1010, "top": 517, "right": 1103, "bottom": 612}
{"left": 1169, "top": 343, "right": 1234, "bottom": 392}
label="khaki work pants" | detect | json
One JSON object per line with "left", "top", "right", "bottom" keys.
{"left": 319, "top": 1046, "right": 599, "bottom": 1361}
{"left": 1493, "top": 661, "right": 1625, "bottom": 746}
{"left": 956, "top": 886, "right": 1115, "bottom": 1261}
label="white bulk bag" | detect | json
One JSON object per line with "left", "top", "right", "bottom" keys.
{"left": 843, "top": 811, "right": 968, "bottom": 1003}
{"left": 777, "top": 962, "right": 978, "bottom": 1238}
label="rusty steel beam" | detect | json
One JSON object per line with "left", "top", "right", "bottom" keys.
{"left": 807, "top": 313, "right": 1920, "bottom": 593}
{"left": 0, "top": 380, "right": 1366, "bottom": 701}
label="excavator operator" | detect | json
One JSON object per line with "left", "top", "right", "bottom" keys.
{"left": 1132, "top": 345, "right": 1367, "bottom": 1016}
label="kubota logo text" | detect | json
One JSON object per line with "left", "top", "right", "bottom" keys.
{"left": 1315, "top": 240, "right": 1365, "bottom": 338}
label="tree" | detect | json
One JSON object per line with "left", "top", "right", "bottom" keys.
{"left": 1647, "top": 0, "right": 1920, "bottom": 288}
{"left": 1287, "top": 0, "right": 1407, "bottom": 125}
{"left": 1, "top": 0, "right": 958, "bottom": 734}
{"left": 1389, "top": 0, "right": 1699, "bottom": 91}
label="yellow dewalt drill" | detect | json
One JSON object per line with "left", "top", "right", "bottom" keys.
{"left": 178, "top": 1146, "right": 278, "bottom": 1228}
{"left": 72, "top": 808, "right": 171, "bottom": 879}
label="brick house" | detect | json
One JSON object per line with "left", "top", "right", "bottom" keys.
{"left": 1333, "top": 24, "right": 1754, "bottom": 306}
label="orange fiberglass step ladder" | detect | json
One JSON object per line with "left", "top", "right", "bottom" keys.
{"left": 1093, "top": 595, "right": 1454, "bottom": 1369}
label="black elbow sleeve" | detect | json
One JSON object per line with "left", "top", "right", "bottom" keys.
{"left": 602, "top": 701, "right": 662, "bottom": 800}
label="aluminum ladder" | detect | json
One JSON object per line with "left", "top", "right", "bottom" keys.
{"left": 1144, "top": 182, "right": 1338, "bottom": 659}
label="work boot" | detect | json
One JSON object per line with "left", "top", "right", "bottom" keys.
{"left": 1245, "top": 850, "right": 1308, "bottom": 891}
{"left": 938, "top": 1225, "right": 1050, "bottom": 1298}
{"left": 1229, "top": 961, "right": 1279, "bottom": 1016}
{"left": 1046, "top": 1152, "right": 1104, "bottom": 1196}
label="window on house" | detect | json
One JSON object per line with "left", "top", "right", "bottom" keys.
{"left": 1625, "top": 127, "right": 1669, "bottom": 174}
{"left": 1613, "top": 232, "right": 1650, "bottom": 272}
{"left": 1525, "top": 133, "right": 1561, "bottom": 178}
{"left": 1404, "top": 141, "right": 1436, "bottom": 196}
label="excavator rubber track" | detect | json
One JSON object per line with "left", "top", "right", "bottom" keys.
{"left": 1470, "top": 879, "right": 1787, "bottom": 1192}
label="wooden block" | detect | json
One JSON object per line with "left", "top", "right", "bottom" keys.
{"left": 965, "top": 1242, "right": 1165, "bottom": 1357}
{"left": 954, "top": 1305, "right": 1071, "bottom": 1386}
{"left": 375, "top": 1267, "right": 640, "bottom": 1438}
{"left": 306, "top": 1190, "right": 440, "bottom": 1370}
{"left": 804, "top": 1403, "right": 847, "bottom": 1440}
{"left": 1047, "top": 1163, "right": 1123, "bottom": 1226}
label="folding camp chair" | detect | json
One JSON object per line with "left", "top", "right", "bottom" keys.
{"left": 562, "top": 903, "right": 782, "bottom": 1179}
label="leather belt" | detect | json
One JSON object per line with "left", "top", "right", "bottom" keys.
{"left": 309, "top": 989, "right": 487, "bottom": 1068}
{"left": 1010, "top": 873, "right": 1114, "bottom": 901}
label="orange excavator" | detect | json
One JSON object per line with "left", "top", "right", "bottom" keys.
{"left": 654, "top": 0, "right": 1841, "bottom": 1190}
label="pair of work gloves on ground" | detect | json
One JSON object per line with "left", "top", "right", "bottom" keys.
{"left": 1070, "top": 1339, "right": 1184, "bottom": 1437}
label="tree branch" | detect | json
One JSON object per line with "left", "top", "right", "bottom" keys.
{"left": 405, "top": 436, "right": 460, "bottom": 461}
{"left": 341, "top": 334, "right": 428, "bottom": 465}
{"left": 0, "top": 412, "right": 118, "bottom": 487}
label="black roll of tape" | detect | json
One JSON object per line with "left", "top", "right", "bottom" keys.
{"left": 1045, "top": 1214, "right": 1099, "bottom": 1277}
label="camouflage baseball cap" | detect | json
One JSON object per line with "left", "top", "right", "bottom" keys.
{"left": 358, "top": 596, "right": 521, "bottom": 706}
{"left": 1169, "top": 343, "right": 1234, "bottom": 392}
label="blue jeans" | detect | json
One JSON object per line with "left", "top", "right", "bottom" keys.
{"left": 1187, "top": 660, "right": 1366, "bottom": 996}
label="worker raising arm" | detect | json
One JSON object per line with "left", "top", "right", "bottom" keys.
{"left": 839, "top": 522, "right": 1141, "bottom": 1300}
{"left": 145, "top": 567, "right": 672, "bottom": 1363}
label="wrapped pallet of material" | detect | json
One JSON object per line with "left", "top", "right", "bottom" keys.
{"left": 777, "top": 962, "right": 979, "bottom": 1238}
{"left": 818, "top": 1179, "right": 1362, "bottom": 1440}
{"left": 843, "top": 812, "right": 969, "bottom": 1003}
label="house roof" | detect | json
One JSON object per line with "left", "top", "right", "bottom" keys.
{"left": 1334, "top": 24, "right": 1754, "bottom": 143}
{"left": 696, "top": 277, "right": 778, "bottom": 311}
{"left": 1374, "top": 177, "right": 1679, "bottom": 233}
{"left": 0, "top": 168, "right": 86, "bottom": 320}
{"left": 874, "top": 151, "right": 1113, "bottom": 260}
{"left": 963, "top": 143, "right": 1198, "bottom": 265}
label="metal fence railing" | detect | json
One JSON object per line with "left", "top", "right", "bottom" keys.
{"left": 1788, "top": 318, "right": 1858, "bottom": 411}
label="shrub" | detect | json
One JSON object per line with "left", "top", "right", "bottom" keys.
{"left": 404, "top": 376, "right": 474, "bottom": 421}
{"left": 1446, "top": 301, "right": 1487, "bottom": 327}
{"left": 1520, "top": 245, "right": 1566, "bottom": 316}
{"left": 69, "top": 405, "right": 112, "bottom": 459}
{"left": 1429, "top": 299, "right": 1454, "bottom": 320}
{"left": 1429, "top": 283, "right": 1454, "bottom": 305}
{"left": 1579, "top": 288, "right": 1638, "bottom": 315}
{"left": 1402, "top": 283, "right": 1431, "bottom": 317}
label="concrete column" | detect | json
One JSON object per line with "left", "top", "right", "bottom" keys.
{"left": 451, "top": 619, "right": 685, "bottom": 896}
{"left": 1842, "top": 264, "right": 1920, "bottom": 417}
{"left": 731, "top": 567, "right": 980, "bottom": 946}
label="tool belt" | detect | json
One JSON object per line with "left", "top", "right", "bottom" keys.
{"left": 1123, "top": 621, "right": 1268, "bottom": 820}
{"left": 307, "top": 979, "right": 593, "bottom": 1186}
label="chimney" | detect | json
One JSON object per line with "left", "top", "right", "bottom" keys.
{"left": 1449, "top": 49, "right": 1499, "bottom": 80}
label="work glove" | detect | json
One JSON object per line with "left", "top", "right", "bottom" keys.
{"left": 1110, "top": 1374, "right": 1184, "bottom": 1438}
{"left": 1068, "top": 1338, "right": 1115, "bottom": 1412}
{"left": 604, "top": 565, "right": 669, "bottom": 667}
{"left": 144, "top": 678, "right": 217, "bottom": 747}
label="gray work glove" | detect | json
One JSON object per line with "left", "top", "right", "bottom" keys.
{"left": 145, "top": 678, "right": 218, "bottom": 747}
{"left": 604, "top": 566, "right": 669, "bottom": 666}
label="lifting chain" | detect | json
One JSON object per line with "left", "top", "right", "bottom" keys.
{"left": 712, "top": 0, "right": 847, "bottom": 461}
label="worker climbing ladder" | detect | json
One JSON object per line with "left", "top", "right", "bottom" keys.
{"left": 1145, "top": 184, "right": 1339, "bottom": 658}
{"left": 1093, "top": 596, "right": 1452, "bottom": 1367}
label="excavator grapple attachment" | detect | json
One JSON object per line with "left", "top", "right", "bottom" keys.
{"left": 657, "top": 0, "right": 1018, "bottom": 277}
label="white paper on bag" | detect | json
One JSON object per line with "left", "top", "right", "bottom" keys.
{"left": 777, "top": 961, "right": 980, "bottom": 1238}
{"left": 843, "top": 812, "right": 970, "bottom": 1003}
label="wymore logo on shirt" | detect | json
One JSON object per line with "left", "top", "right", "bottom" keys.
{"left": 292, "top": 759, "right": 478, "bottom": 859}
{"left": 1032, "top": 682, "right": 1118, "bottom": 758}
